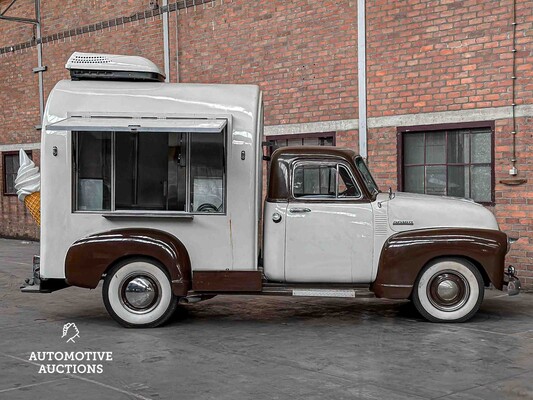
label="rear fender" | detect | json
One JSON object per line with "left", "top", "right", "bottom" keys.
{"left": 65, "top": 228, "right": 191, "bottom": 296}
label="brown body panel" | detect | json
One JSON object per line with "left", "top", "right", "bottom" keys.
{"left": 192, "top": 271, "right": 262, "bottom": 292}
{"left": 372, "top": 228, "right": 507, "bottom": 299}
{"left": 65, "top": 228, "right": 192, "bottom": 296}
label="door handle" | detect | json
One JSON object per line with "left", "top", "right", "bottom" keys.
{"left": 289, "top": 208, "right": 311, "bottom": 213}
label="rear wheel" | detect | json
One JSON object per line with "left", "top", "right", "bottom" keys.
{"left": 412, "top": 258, "right": 484, "bottom": 323}
{"left": 103, "top": 258, "right": 178, "bottom": 328}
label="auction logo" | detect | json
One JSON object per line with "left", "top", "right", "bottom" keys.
{"left": 61, "top": 322, "right": 80, "bottom": 343}
{"left": 27, "top": 323, "right": 113, "bottom": 374}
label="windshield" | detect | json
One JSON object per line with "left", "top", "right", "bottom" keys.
{"left": 354, "top": 157, "right": 379, "bottom": 196}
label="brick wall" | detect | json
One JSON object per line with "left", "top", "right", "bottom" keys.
{"left": 172, "top": 0, "right": 359, "bottom": 125}
{"left": 0, "top": 0, "right": 531, "bottom": 285}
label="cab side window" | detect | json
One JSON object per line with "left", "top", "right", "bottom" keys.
{"left": 292, "top": 163, "right": 360, "bottom": 199}
{"left": 293, "top": 165, "right": 336, "bottom": 198}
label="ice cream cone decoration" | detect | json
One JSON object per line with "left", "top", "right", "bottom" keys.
{"left": 23, "top": 191, "right": 41, "bottom": 225}
{"left": 14, "top": 149, "right": 41, "bottom": 226}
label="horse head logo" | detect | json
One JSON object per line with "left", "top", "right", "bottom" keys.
{"left": 61, "top": 322, "right": 80, "bottom": 343}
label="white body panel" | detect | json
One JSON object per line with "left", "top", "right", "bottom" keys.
{"left": 264, "top": 188, "right": 499, "bottom": 285}
{"left": 262, "top": 202, "right": 288, "bottom": 282}
{"left": 284, "top": 202, "right": 373, "bottom": 283}
{"left": 40, "top": 80, "right": 262, "bottom": 279}
{"left": 386, "top": 192, "right": 499, "bottom": 232}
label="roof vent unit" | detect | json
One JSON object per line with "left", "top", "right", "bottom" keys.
{"left": 66, "top": 52, "right": 165, "bottom": 82}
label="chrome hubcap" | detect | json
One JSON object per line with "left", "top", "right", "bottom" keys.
{"left": 437, "top": 280, "right": 459, "bottom": 301}
{"left": 427, "top": 270, "right": 470, "bottom": 312}
{"left": 120, "top": 274, "right": 160, "bottom": 313}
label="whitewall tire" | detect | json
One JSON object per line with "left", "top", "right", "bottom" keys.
{"left": 103, "top": 258, "right": 178, "bottom": 328}
{"left": 412, "top": 258, "right": 484, "bottom": 323}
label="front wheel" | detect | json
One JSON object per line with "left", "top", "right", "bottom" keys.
{"left": 412, "top": 258, "right": 484, "bottom": 323}
{"left": 103, "top": 258, "right": 178, "bottom": 328}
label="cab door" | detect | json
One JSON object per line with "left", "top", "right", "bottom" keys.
{"left": 284, "top": 161, "right": 373, "bottom": 283}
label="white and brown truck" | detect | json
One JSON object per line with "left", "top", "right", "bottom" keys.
{"left": 21, "top": 52, "right": 520, "bottom": 327}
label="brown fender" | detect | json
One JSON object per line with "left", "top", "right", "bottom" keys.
{"left": 65, "top": 228, "right": 191, "bottom": 296}
{"left": 371, "top": 228, "right": 507, "bottom": 299}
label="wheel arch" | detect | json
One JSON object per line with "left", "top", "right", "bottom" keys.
{"left": 371, "top": 228, "right": 507, "bottom": 299}
{"left": 416, "top": 255, "right": 492, "bottom": 289}
{"left": 65, "top": 228, "right": 192, "bottom": 296}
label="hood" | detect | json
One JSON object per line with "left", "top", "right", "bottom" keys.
{"left": 377, "top": 192, "right": 499, "bottom": 232}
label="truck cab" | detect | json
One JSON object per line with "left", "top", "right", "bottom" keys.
{"left": 21, "top": 52, "right": 520, "bottom": 327}
{"left": 264, "top": 147, "right": 377, "bottom": 285}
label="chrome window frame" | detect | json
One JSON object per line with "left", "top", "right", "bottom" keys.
{"left": 290, "top": 160, "right": 363, "bottom": 201}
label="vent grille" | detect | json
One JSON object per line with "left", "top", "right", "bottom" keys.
{"left": 71, "top": 55, "right": 110, "bottom": 64}
{"left": 374, "top": 209, "right": 388, "bottom": 237}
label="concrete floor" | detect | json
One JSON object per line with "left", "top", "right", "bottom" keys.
{"left": 1, "top": 238, "right": 532, "bottom": 400}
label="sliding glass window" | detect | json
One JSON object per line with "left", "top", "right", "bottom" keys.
{"left": 73, "top": 129, "right": 226, "bottom": 213}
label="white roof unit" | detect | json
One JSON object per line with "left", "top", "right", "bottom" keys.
{"left": 65, "top": 52, "right": 165, "bottom": 82}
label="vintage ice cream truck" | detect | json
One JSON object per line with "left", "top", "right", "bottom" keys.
{"left": 20, "top": 52, "right": 520, "bottom": 327}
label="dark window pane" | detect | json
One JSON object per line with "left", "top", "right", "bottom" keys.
{"left": 115, "top": 132, "right": 136, "bottom": 208}
{"left": 293, "top": 165, "right": 336, "bottom": 198}
{"left": 115, "top": 132, "right": 187, "bottom": 211}
{"left": 338, "top": 165, "right": 360, "bottom": 198}
{"left": 403, "top": 128, "right": 492, "bottom": 203}
{"left": 426, "top": 165, "right": 446, "bottom": 196}
{"left": 404, "top": 166, "right": 424, "bottom": 193}
{"left": 447, "top": 165, "right": 469, "bottom": 198}
{"left": 6, "top": 173, "right": 15, "bottom": 194}
{"left": 471, "top": 131, "right": 491, "bottom": 163}
{"left": 471, "top": 165, "right": 491, "bottom": 202}
{"left": 355, "top": 157, "right": 379, "bottom": 194}
{"left": 447, "top": 131, "right": 470, "bottom": 163}
{"left": 76, "top": 132, "right": 111, "bottom": 210}
{"left": 322, "top": 137, "right": 334, "bottom": 146}
{"left": 137, "top": 133, "right": 168, "bottom": 209}
{"left": 404, "top": 133, "right": 424, "bottom": 164}
{"left": 190, "top": 132, "right": 225, "bottom": 213}
{"left": 167, "top": 133, "right": 187, "bottom": 211}
{"left": 5, "top": 155, "right": 15, "bottom": 174}
{"left": 303, "top": 167, "right": 320, "bottom": 195}
{"left": 425, "top": 132, "right": 446, "bottom": 164}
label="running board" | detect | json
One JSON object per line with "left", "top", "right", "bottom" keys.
{"left": 263, "top": 287, "right": 375, "bottom": 298}
{"left": 188, "top": 281, "right": 375, "bottom": 298}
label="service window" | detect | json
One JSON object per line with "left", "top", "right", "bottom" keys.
{"left": 292, "top": 163, "right": 360, "bottom": 199}
{"left": 73, "top": 129, "right": 226, "bottom": 213}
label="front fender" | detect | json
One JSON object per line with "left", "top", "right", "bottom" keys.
{"left": 65, "top": 228, "right": 191, "bottom": 296}
{"left": 371, "top": 228, "right": 507, "bottom": 299}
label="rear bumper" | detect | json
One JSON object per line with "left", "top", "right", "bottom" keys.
{"left": 503, "top": 265, "right": 521, "bottom": 296}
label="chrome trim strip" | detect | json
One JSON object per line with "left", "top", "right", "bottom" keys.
{"left": 381, "top": 284, "right": 413, "bottom": 288}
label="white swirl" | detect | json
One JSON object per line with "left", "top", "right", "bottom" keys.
{"left": 14, "top": 149, "right": 40, "bottom": 201}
